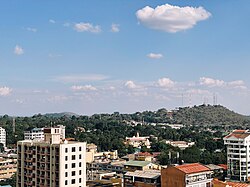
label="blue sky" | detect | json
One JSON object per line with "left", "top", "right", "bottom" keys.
{"left": 1, "top": 0, "right": 250, "bottom": 116}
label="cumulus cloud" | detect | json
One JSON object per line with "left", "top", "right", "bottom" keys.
{"left": 158, "top": 77, "right": 175, "bottom": 88}
{"left": 55, "top": 74, "right": 108, "bottom": 83}
{"left": 0, "top": 87, "right": 12, "bottom": 96}
{"left": 49, "top": 19, "right": 56, "bottom": 24}
{"left": 74, "top": 22, "right": 101, "bottom": 33}
{"left": 147, "top": 53, "right": 163, "bottom": 59}
{"left": 14, "top": 45, "right": 24, "bottom": 55}
{"left": 71, "top": 85, "right": 97, "bottom": 91}
{"left": 26, "top": 27, "right": 37, "bottom": 32}
{"left": 111, "top": 24, "right": 120, "bottom": 32}
{"left": 199, "top": 77, "right": 225, "bottom": 87}
{"left": 136, "top": 4, "right": 211, "bottom": 33}
{"left": 125, "top": 81, "right": 137, "bottom": 89}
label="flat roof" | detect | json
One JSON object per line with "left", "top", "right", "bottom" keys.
{"left": 125, "top": 170, "right": 160, "bottom": 179}
{"left": 124, "top": 161, "right": 151, "bottom": 167}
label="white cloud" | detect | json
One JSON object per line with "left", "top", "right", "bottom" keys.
{"left": 158, "top": 77, "right": 175, "bottom": 88}
{"left": 136, "top": 4, "right": 211, "bottom": 33}
{"left": 49, "top": 19, "right": 56, "bottom": 24}
{"left": 74, "top": 22, "right": 101, "bottom": 33}
{"left": 125, "top": 81, "right": 137, "bottom": 89}
{"left": 147, "top": 53, "right": 163, "bottom": 59}
{"left": 0, "top": 87, "right": 12, "bottom": 96}
{"left": 71, "top": 85, "right": 97, "bottom": 91}
{"left": 111, "top": 24, "right": 120, "bottom": 32}
{"left": 199, "top": 77, "right": 224, "bottom": 87}
{"left": 14, "top": 45, "right": 24, "bottom": 55}
{"left": 55, "top": 74, "right": 108, "bottom": 83}
{"left": 26, "top": 27, "right": 37, "bottom": 32}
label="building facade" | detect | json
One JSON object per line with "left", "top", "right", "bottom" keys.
{"left": 161, "top": 163, "right": 213, "bottom": 187}
{"left": 0, "top": 127, "right": 6, "bottom": 148}
{"left": 223, "top": 129, "right": 250, "bottom": 182}
{"left": 24, "top": 125, "right": 65, "bottom": 140}
{"left": 24, "top": 128, "right": 44, "bottom": 140}
{"left": 17, "top": 126, "right": 86, "bottom": 187}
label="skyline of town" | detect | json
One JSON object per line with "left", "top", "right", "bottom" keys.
{"left": 1, "top": 0, "right": 250, "bottom": 116}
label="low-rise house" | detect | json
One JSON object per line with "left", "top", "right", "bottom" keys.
{"left": 135, "top": 152, "right": 153, "bottom": 162}
{"left": 124, "top": 161, "right": 160, "bottom": 172}
{"left": 125, "top": 133, "right": 151, "bottom": 148}
{"left": 165, "top": 140, "right": 195, "bottom": 150}
{"left": 161, "top": 163, "right": 213, "bottom": 187}
{"left": 124, "top": 170, "right": 161, "bottom": 187}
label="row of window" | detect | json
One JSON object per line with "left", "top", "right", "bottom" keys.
{"left": 65, "top": 170, "right": 82, "bottom": 177}
{"left": 65, "top": 154, "right": 82, "bottom": 161}
{"left": 65, "top": 146, "right": 82, "bottom": 153}
{"left": 65, "top": 178, "right": 82, "bottom": 185}
{"left": 65, "top": 162, "right": 82, "bottom": 169}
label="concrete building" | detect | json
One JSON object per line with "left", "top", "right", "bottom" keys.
{"left": 165, "top": 140, "right": 195, "bottom": 150}
{"left": 24, "top": 125, "right": 65, "bottom": 140}
{"left": 24, "top": 128, "right": 44, "bottom": 140}
{"left": 125, "top": 133, "right": 151, "bottom": 148}
{"left": 161, "top": 163, "right": 213, "bottom": 187}
{"left": 124, "top": 161, "right": 160, "bottom": 172}
{"left": 223, "top": 129, "right": 250, "bottom": 182}
{"left": 0, "top": 158, "right": 17, "bottom": 181}
{"left": 0, "top": 127, "right": 6, "bottom": 148}
{"left": 124, "top": 170, "right": 161, "bottom": 187}
{"left": 17, "top": 126, "right": 86, "bottom": 187}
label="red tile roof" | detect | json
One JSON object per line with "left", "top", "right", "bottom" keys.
{"left": 224, "top": 130, "right": 250, "bottom": 139}
{"left": 213, "top": 179, "right": 250, "bottom": 187}
{"left": 136, "top": 152, "right": 152, "bottom": 156}
{"left": 175, "top": 163, "right": 210, "bottom": 174}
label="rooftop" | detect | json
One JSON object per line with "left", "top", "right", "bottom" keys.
{"left": 224, "top": 130, "right": 250, "bottom": 139}
{"left": 124, "top": 161, "right": 151, "bottom": 167}
{"left": 205, "top": 164, "right": 223, "bottom": 170}
{"left": 213, "top": 179, "right": 250, "bottom": 187}
{"left": 175, "top": 163, "right": 211, "bottom": 174}
{"left": 125, "top": 170, "right": 161, "bottom": 179}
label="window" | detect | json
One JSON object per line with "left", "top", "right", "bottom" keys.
{"left": 65, "top": 180, "right": 68, "bottom": 185}
{"left": 72, "top": 147, "right": 76, "bottom": 152}
{"left": 71, "top": 179, "right": 75, "bottom": 184}
{"left": 72, "top": 163, "right": 76, "bottom": 168}
{"left": 79, "top": 170, "right": 82, "bottom": 175}
{"left": 72, "top": 155, "right": 76, "bottom": 160}
{"left": 65, "top": 172, "right": 68, "bottom": 177}
{"left": 79, "top": 147, "right": 82, "bottom": 151}
{"left": 65, "top": 164, "right": 68, "bottom": 169}
{"left": 79, "top": 162, "right": 82, "bottom": 167}
{"left": 72, "top": 171, "right": 75, "bottom": 176}
{"left": 65, "top": 148, "right": 68, "bottom": 153}
{"left": 79, "top": 178, "right": 82, "bottom": 183}
{"left": 65, "top": 156, "right": 68, "bottom": 161}
{"left": 79, "top": 154, "right": 82, "bottom": 159}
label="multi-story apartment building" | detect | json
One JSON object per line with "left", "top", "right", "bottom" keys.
{"left": 0, "top": 127, "right": 6, "bottom": 148}
{"left": 223, "top": 129, "right": 250, "bottom": 182}
{"left": 24, "top": 128, "right": 44, "bottom": 140}
{"left": 24, "top": 125, "right": 65, "bottom": 140}
{"left": 0, "top": 158, "right": 17, "bottom": 181}
{"left": 161, "top": 163, "right": 213, "bottom": 187}
{"left": 17, "top": 126, "right": 86, "bottom": 187}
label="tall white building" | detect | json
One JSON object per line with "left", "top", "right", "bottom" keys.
{"left": 24, "top": 128, "right": 44, "bottom": 140}
{"left": 223, "top": 129, "right": 250, "bottom": 182}
{"left": 0, "top": 127, "right": 6, "bottom": 148}
{"left": 24, "top": 125, "right": 65, "bottom": 140}
{"left": 17, "top": 126, "right": 86, "bottom": 187}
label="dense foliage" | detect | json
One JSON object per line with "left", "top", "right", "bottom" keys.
{"left": 0, "top": 104, "right": 247, "bottom": 165}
